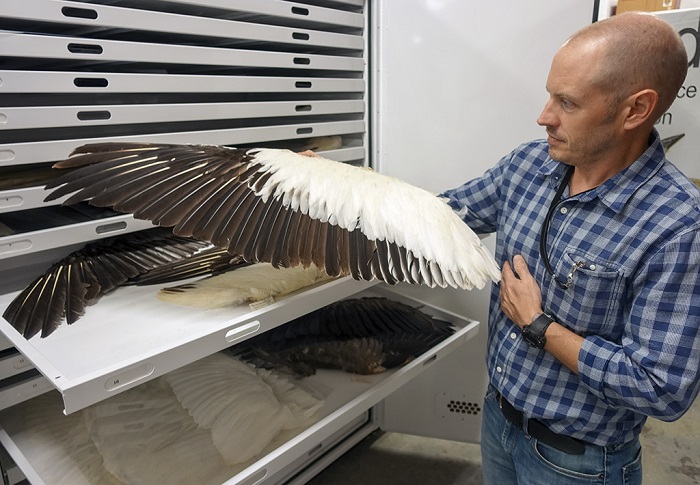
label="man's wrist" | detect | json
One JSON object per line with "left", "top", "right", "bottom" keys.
{"left": 522, "top": 312, "right": 555, "bottom": 349}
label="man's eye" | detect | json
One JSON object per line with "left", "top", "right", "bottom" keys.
{"left": 561, "top": 99, "right": 573, "bottom": 109}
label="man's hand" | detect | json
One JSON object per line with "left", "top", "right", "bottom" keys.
{"left": 298, "top": 150, "right": 319, "bottom": 158}
{"left": 500, "top": 254, "right": 544, "bottom": 328}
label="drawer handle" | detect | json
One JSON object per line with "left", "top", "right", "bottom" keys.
{"left": 296, "top": 127, "right": 313, "bottom": 135}
{"left": 292, "top": 32, "right": 310, "bottom": 41}
{"left": 291, "top": 6, "right": 309, "bottom": 16}
{"left": 236, "top": 469, "right": 267, "bottom": 485}
{"left": 95, "top": 221, "right": 127, "bottom": 234}
{"left": 77, "top": 110, "right": 111, "bottom": 121}
{"left": 67, "top": 43, "right": 104, "bottom": 55}
{"left": 225, "top": 321, "right": 260, "bottom": 343}
{"left": 307, "top": 443, "right": 323, "bottom": 457}
{"left": 295, "top": 81, "right": 312, "bottom": 89}
{"left": 293, "top": 57, "right": 311, "bottom": 65}
{"left": 0, "top": 149, "right": 15, "bottom": 162}
{"left": 0, "top": 239, "right": 32, "bottom": 255}
{"left": 295, "top": 104, "right": 312, "bottom": 112}
{"left": 61, "top": 6, "right": 98, "bottom": 20}
{"left": 74, "top": 77, "right": 109, "bottom": 88}
{"left": 105, "top": 363, "right": 155, "bottom": 391}
{"left": 0, "top": 195, "right": 23, "bottom": 209}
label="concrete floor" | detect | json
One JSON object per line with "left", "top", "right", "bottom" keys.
{"left": 309, "top": 400, "right": 700, "bottom": 484}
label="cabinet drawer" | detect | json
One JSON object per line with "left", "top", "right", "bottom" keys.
{"left": 0, "top": 285, "right": 479, "bottom": 484}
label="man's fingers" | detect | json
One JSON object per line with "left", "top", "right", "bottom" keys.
{"left": 512, "top": 254, "right": 531, "bottom": 279}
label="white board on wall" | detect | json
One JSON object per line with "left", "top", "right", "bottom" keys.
{"left": 371, "top": 0, "right": 595, "bottom": 193}
{"left": 655, "top": 8, "right": 700, "bottom": 180}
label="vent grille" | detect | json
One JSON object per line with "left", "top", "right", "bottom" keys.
{"left": 435, "top": 392, "right": 482, "bottom": 421}
{"left": 446, "top": 399, "right": 481, "bottom": 415}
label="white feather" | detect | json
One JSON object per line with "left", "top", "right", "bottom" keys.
{"left": 157, "top": 262, "right": 334, "bottom": 308}
{"left": 18, "top": 392, "right": 121, "bottom": 485}
{"left": 248, "top": 149, "right": 501, "bottom": 289}
{"left": 82, "top": 379, "right": 235, "bottom": 484}
{"left": 165, "top": 352, "right": 324, "bottom": 465}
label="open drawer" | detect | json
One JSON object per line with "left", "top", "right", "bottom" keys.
{"left": 0, "top": 285, "right": 479, "bottom": 484}
{"left": 0, "top": 276, "right": 379, "bottom": 414}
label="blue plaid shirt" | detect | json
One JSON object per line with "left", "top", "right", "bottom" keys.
{"left": 441, "top": 130, "right": 700, "bottom": 446}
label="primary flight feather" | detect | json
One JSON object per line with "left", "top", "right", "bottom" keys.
{"left": 45, "top": 142, "right": 501, "bottom": 290}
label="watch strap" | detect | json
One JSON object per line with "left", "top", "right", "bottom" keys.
{"left": 522, "top": 313, "right": 554, "bottom": 349}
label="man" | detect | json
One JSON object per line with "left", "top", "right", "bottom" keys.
{"left": 441, "top": 12, "right": 700, "bottom": 485}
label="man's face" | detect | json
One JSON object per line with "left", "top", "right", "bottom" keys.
{"left": 537, "top": 42, "right": 623, "bottom": 168}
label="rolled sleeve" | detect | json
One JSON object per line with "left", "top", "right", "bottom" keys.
{"left": 578, "top": 336, "right": 617, "bottom": 399}
{"left": 577, "top": 228, "right": 700, "bottom": 421}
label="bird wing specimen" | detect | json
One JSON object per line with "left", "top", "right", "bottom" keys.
{"left": 128, "top": 245, "right": 249, "bottom": 286}
{"left": 156, "top": 262, "right": 335, "bottom": 308}
{"left": 45, "top": 142, "right": 501, "bottom": 291}
{"left": 164, "top": 352, "right": 323, "bottom": 466}
{"left": 2, "top": 229, "right": 248, "bottom": 339}
{"left": 231, "top": 296, "right": 455, "bottom": 376}
{"left": 19, "top": 392, "right": 122, "bottom": 485}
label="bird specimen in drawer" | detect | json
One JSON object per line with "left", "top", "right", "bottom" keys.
{"left": 156, "top": 261, "right": 334, "bottom": 309}
{"left": 231, "top": 296, "right": 456, "bottom": 376}
{"left": 43, "top": 142, "right": 501, "bottom": 292}
{"left": 2, "top": 228, "right": 249, "bottom": 339}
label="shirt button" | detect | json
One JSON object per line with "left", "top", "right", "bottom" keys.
{"left": 589, "top": 264, "right": 596, "bottom": 271}
{"left": 560, "top": 207, "right": 568, "bottom": 214}
{"left": 496, "top": 366, "right": 503, "bottom": 373}
{"left": 510, "top": 332, "right": 517, "bottom": 339}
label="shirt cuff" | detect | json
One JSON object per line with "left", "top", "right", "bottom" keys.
{"left": 578, "top": 335, "right": 618, "bottom": 401}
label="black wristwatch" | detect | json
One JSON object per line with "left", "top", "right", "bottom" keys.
{"left": 522, "top": 312, "right": 555, "bottom": 349}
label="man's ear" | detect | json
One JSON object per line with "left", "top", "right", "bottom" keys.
{"left": 623, "top": 89, "right": 658, "bottom": 130}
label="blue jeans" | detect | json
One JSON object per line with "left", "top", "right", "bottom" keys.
{"left": 481, "top": 386, "right": 643, "bottom": 485}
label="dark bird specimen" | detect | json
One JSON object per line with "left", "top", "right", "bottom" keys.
{"left": 43, "top": 142, "right": 501, "bottom": 291}
{"left": 230, "top": 297, "right": 455, "bottom": 376}
{"left": 660, "top": 133, "right": 684, "bottom": 152}
{"left": 2, "top": 229, "right": 248, "bottom": 339}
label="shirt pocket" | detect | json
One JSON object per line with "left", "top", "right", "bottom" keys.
{"left": 552, "top": 249, "right": 626, "bottom": 337}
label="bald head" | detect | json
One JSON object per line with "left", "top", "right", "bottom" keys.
{"left": 563, "top": 12, "right": 688, "bottom": 118}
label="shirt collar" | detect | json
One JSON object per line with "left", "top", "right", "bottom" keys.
{"left": 537, "top": 129, "right": 667, "bottom": 213}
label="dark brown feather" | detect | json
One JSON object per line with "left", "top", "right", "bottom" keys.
{"left": 260, "top": 204, "right": 294, "bottom": 264}
{"left": 2, "top": 230, "right": 232, "bottom": 338}
{"left": 231, "top": 297, "right": 455, "bottom": 376}
{"left": 250, "top": 197, "right": 285, "bottom": 262}
{"left": 174, "top": 180, "right": 240, "bottom": 238}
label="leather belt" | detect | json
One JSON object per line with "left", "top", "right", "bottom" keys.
{"left": 497, "top": 392, "right": 585, "bottom": 455}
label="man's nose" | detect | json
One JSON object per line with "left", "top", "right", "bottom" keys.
{"left": 537, "top": 99, "right": 556, "bottom": 127}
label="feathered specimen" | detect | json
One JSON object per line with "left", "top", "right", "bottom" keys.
{"left": 231, "top": 296, "right": 455, "bottom": 376}
{"left": 157, "top": 262, "right": 334, "bottom": 308}
{"left": 128, "top": 245, "right": 250, "bottom": 286}
{"left": 20, "top": 392, "right": 122, "bottom": 485}
{"left": 44, "top": 142, "right": 501, "bottom": 291}
{"left": 16, "top": 354, "right": 322, "bottom": 484}
{"left": 164, "top": 352, "right": 323, "bottom": 466}
{"left": 2, "top": 229, "right": 248, "bottom": 339}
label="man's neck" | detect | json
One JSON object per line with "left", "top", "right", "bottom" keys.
{"left": 568, "top": 135, "right": 650, "bottom": 195}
